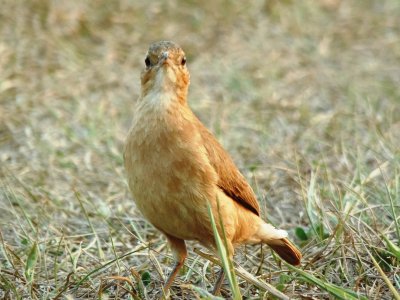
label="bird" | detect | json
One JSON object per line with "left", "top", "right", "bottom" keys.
{"left": 124, "top": 40, "right": 301, "bottom": 293}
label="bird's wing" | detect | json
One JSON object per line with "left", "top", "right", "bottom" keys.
{"left": 195, "top": 117, "right": 261, "bottom": 216}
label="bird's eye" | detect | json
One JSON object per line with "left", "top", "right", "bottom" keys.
{"left": 145, "top": 57, "right": 151, "bottom": 67}
{"left": 181, "top": 57, "right": 186, "bottom": 66}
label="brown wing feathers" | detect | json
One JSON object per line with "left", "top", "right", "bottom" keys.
{"left": 195, "top": 116, "right": 302, "bottom": 266}
{"left": 196, "top": 117, "right": 260, "bottom": 216}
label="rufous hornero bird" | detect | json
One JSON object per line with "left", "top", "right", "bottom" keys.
{"left": 124, "top": 40, "right": 302, "bottom": 294}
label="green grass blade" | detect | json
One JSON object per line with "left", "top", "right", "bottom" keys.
{"left": 285, "top": 264, "right": 368, "bottom": 300}
{"left": 382, "top": 235, "right": 400, "bottom": 261}
{"left": 207, "top": 202, "right": 242, "bottom": 300}
{"left": 383, "top": 171, "right": 400, "bottom": 243}
{"left": 24, "top": 242, "right": 39, "bottom": 283}
{"left": 366, "top": 248, "right": 400, "bottom": 300}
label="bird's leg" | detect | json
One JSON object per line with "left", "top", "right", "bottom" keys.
{"left": 163, "top": 260, "right": 185, "bottom": 292}
{"left": 162, "top": 235, "right": 187, "bottom": 292}
{"left": 212, "top": 267, "right": 225, "bottom": 295}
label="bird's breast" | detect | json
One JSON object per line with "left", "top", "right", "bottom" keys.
{"left": 124, "top": 97, "right": 218, "bottom": 240}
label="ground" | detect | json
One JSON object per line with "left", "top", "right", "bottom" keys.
{"left": 0, "top": 1, "right": 399, "bottom": 299}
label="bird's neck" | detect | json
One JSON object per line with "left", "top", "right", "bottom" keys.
{"left": 140, "top": 83, "right": 188, "bottom": 114}
{"left": 131, "top": 86, "right": 193, "bottom": 140}
{"left": 141, "top": 67, "right": 189, "bottom": 108}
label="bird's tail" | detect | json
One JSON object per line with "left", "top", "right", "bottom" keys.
{"left": 257, "top": 223, "right": 302, "bottom": 265}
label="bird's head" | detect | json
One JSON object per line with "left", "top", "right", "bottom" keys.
{"left": 141, "top": 41, "right": 190, "bottom": 103}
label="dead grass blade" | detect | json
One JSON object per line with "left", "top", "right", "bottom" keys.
{"left": 73, "top": 244, "right": 147, "bottom": 291}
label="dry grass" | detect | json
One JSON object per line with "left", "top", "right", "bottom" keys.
{"left": 1, "top": 0, "right": 399, "bottom": 299}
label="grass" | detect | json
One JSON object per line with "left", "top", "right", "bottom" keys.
{"left": 208, "top": 199, "right": 241, "bottom": 299}
{"left": 0, "top": 0, "right": 399, "bottom": 299}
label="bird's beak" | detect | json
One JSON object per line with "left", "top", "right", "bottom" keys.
{"left": 159, "top": 51, "right": 169, "bottom": 65}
